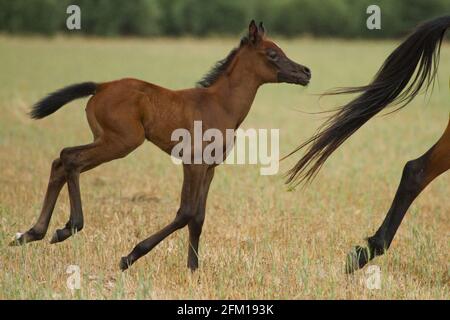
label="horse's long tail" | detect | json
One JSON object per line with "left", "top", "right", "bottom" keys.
{"left": 30, "top": 82, "right": 98, "bottom": 119}
{"left": 286, "top": 15, "right": 450, "bottom": 186}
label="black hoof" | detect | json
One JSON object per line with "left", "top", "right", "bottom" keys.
{"left": 9, "top": 229, "right": 44, "bottom": 246}
{"left": 50, "top": 227, "right": 81, "bottom": 244}
{"left": 49, "top": 230, "right": 61, "bottom": 244}
{"left": 119, "top": 256, "right": 132, "bottom": 271}
{"left": 50, "top": 228, "right": 70, "bottom": 244}
{"left": 345, "top": 245, "right": 370, "bottom": 274}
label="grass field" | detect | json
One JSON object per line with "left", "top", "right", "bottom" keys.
{"left": 0, "top": 35, "right": 448, "bottom": 299}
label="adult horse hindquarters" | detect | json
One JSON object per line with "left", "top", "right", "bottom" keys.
{"left": 287, "top": 15, "right": 450, "bottom": 273}
{"left": 10, "top": 21, "right": 311, "bottom": 272}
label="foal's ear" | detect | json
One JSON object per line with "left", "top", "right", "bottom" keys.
{"left": 258, "top": 22, "right": 266, "bottom": 36}
{"left": 248, "top": 20, "right": 262, "bottom": 44}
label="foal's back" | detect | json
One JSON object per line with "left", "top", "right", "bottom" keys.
{"left": 85, "top": 78, "right": 217, "bottom": 154}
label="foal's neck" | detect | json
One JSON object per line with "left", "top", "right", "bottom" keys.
{"left": 211, "top": 61, "right": 262, "bottom": 128}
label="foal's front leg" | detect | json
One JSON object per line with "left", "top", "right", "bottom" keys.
{"left": 187, "top": 167, "right": 215, "bottom": 271}
{"left": 120, "top": 164, "right": 207, "bottom": 271}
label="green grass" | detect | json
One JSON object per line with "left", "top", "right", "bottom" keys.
{"left": 0, "top": 36, "right": 449, "bottom": 299}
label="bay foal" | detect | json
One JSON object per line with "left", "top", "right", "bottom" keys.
{"left": 287, "top": 16, "right": 450, "bottom": 273}
{"left": 11, "top": 21, "right": 311, "bottom": 271}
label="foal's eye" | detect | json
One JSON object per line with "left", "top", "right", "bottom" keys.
{"left": 267, "top": 50, "right": 278, "bottom": 60}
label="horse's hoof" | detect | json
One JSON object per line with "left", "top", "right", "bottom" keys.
{"left": 9, "top": 232, "right": 25, "bottom": 246}
{"left": 49, "top": 230, "right": 61, "bottom": 244}
{"left": 345, "top": 245, "right": 370, "bottom": 274}
{"left": 119, "top": 257, "right": 131, "bottom": 271}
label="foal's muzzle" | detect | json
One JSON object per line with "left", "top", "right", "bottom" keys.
{"left": 277, "top": 58, "right": 311, "bottom": 86}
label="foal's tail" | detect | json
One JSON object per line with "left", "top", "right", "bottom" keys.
{"left": 286, "top": 15, "right": 450, "bottom": 186}
{"left": 30, "top": 82, "right": 98, "bottom": 119}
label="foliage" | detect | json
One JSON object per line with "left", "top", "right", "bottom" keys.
{"left": 0, "top": 0, "right": 449, "bottom": 37}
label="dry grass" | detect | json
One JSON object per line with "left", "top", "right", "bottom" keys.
{"left": 0, "top": 36, "right": 448, "bottom": 299}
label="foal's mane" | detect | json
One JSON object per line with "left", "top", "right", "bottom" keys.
{"left": 196, "top": 36, "right": 249, "bottom": 88}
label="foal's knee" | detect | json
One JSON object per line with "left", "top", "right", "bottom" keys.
{"left": 60, "top": 148, "right": 80, "bottom": 174}
{"left": 189, "top": 214, "right": 205, "bottom": 235}
{"left": 174, "top": 208, "right": 196, "bottom": 228}
{"left": 49, "top": 159, "right": 65, "bottom": 185}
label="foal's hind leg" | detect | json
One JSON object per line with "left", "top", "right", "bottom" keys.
{"left": 346, "top": 117, "right": 450, "bottom": 273}
{"left": 120, "top": 164, "right": 207, "bottom": 271}
{"left": 50, "top": 135, "right": 144, "bottom": 244}
{"left": 10, "top": 159, "right": 66, "bottom": 245}
{"left": 187, "top": 167, "right": 215, "bottom": 271}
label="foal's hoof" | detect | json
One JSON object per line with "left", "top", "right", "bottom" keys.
{"left": 9, "top": 230, "right": 44, "bottom": 246}
{"left": 49, "top": 229, "right": 64, "bottom": 244}
{"left": 119, "top": 257, "right": 132, "bottom": 271}
{"left": 50, "top": 228, "right": 78, "bottom": 244}
{"left": 345, "top": 245, "right": 370, "bottom": 274}
{"left": 9, "top": 232, "right": 26, "bottom": 246}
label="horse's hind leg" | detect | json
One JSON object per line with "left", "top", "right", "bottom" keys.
{"left": 346, "top": 117, "right": 450, "bottom": 273}
{"left": 50, "top": 133, "right": 144, "bottom": 244}
{"left": 49, "top": 143, "right": 97, "bottom": 244}
{"left": 10, "top": 158, "right": 66, "bottom": 245}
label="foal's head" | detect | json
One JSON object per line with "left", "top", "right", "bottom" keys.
{"left": 242, "top": 20, "right": 311, "bottom": 85}
{"left": 197, "top": 20, "right": 311, "bottom": 88}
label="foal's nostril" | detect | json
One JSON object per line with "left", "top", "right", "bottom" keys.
{"left": 303, "top": 66, "right": 311, "bottom": 76}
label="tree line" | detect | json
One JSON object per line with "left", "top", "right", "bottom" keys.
{"left": 0, "top": 0, "right": 448, "bottom": 38}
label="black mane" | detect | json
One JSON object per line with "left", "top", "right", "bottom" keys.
{"left": 196, "top": 36, "right": 249, "bottom": 88}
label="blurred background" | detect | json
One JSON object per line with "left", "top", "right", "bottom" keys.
{"left": 0, "top": 0, "right": 449, "bottom": 38}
